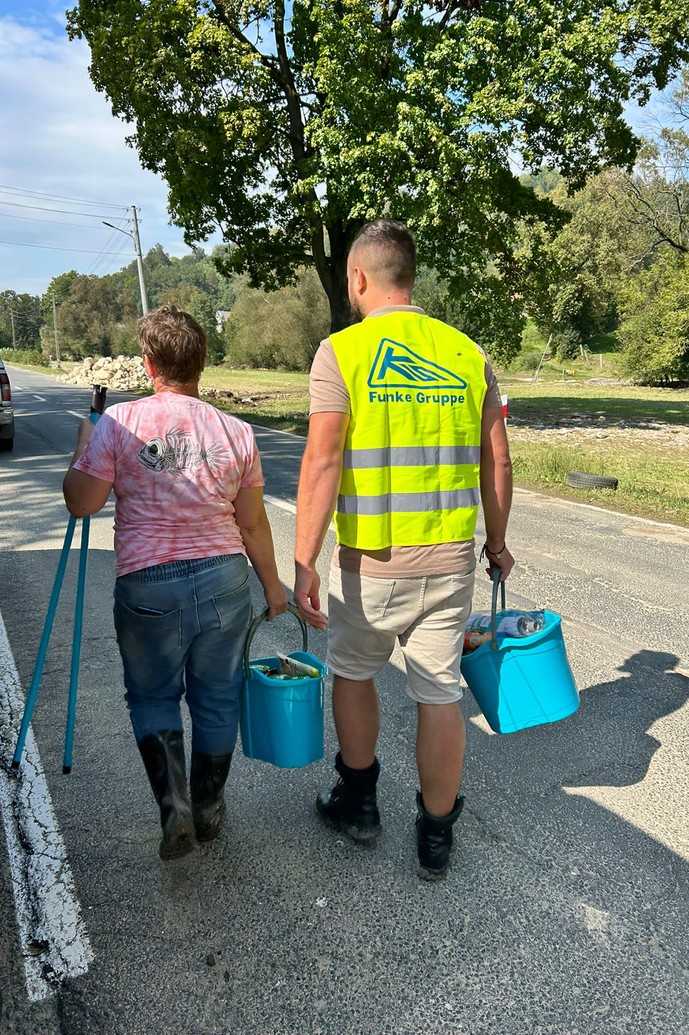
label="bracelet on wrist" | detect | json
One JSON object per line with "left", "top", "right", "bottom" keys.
{"left": 483, "top": 542, "right": 506, "bottom": 559}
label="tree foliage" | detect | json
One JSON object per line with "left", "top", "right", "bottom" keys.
{"left": 520, "top": 172, "right": 633, "bottom": 353}
{"left": 38, "top": 246, "right": 234, "bottom": 361}
{"left": 224, "top": 267, "right": 330, "bottom": 369}
{"left": 68, "top": 0, "right": 689, "bottom": 356}
{"left": 618, "top": 256, "right": 689, "bottom": 383}
{"left": 519, "top": 67, "right": 689, "bottom": 366}
{"left": 0, "top": 291, "right": 42, "bottom": 350}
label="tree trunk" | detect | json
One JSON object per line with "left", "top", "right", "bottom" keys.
{"left": 310, "top": 220, "right": 363, "bottom": 333}
{"left": 326, "top": 261, "right": 351, "bottom": 333}
{"left": 323, "top": 220, "right": 360, "bottom": 333}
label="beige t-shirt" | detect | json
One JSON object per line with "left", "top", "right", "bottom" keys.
{"left": 309, "top": 306, "right": 504, "bottom": 578}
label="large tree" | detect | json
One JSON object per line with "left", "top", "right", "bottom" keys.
{"left": 68, "top": 1, "right": 689, "bottom": 357}
{"left": 57, "top": 275, "right": 124, "bottom": 356}
{"left": 0, "top": 291, "right": 43, "bottom": 350}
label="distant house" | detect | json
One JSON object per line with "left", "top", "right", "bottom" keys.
{"left": 215, "top": 310, "right": 231, "bottom": 332}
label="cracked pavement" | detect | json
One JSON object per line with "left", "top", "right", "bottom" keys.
{"left": 1, "top": 366, "right": 688, "bottom": 1034}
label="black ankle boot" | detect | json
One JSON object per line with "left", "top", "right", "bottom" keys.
{"left": 416, "top": 792, "right": 464, "bottom": 881}
{"left": 316, "top": 753, "right": 382, "bottom": 843}
{"left": 190, "top": 751, "right": 233, "bottom": 842}
{"left": 137, "top": 730, "right": 196, "bottom": 860}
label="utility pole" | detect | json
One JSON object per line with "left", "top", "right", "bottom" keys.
{"left": 103, "top": 208, "right": 149, "bottom": 316}
{"left": 130, "top": 205, "right": 149, "bottom": 315}
{"left": 9, "top": 309, "right": 16, "bottom": 348}
{"left": 52, "top": 297, "right": 60, "bottom": 365}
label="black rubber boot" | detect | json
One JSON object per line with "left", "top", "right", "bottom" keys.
{"left": 316, "top": 752, "right": 381, "bottom": 844}
{"left": 190, "top": 751, "right": 233, "bottom": 842}
{"left": 416, "top": 792, "right": 464, "bottom": 881}
{"left": 137, "top": 730, "right": 196, "bottom": 860}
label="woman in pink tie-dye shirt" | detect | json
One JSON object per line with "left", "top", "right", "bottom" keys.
{"left": 64, "top": 305, "right": 288, "bottom": 861}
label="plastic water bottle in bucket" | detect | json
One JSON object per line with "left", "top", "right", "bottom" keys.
{"left": 241, "top": 604, "right": 326, "bottom": 768}
{"left": 460, "top": 569, "right": 579, "bottom": 734}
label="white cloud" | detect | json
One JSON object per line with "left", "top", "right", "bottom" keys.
{"left": 0, "top": 14, "right": 215, "bottom": 296}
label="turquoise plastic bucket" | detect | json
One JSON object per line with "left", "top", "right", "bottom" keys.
{"left": 240, "top": 604, "right": 326, "bottom": 768}
{"left": 460, "top": 571, "right": 579, "bottom": 734}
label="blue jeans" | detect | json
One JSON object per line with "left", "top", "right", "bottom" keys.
{"left": 114, "top": 555, "right": 252, "bottom": 754}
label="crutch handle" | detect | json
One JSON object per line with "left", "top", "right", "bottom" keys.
{"left": 90, "top": 384, "right": 107, "bottom": 416}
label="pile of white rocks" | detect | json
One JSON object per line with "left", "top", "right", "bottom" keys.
{"left": 60, "top": 355, "right": 150, "bottom": 392}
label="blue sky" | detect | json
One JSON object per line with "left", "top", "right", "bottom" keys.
{"left": 0, "top": 1, "right": 215, "bottom": 296}
{"left": 0, "top": 1, "right": 674, "bottom": 298}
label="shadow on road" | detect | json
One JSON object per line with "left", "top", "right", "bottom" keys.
{"left": 1, "top": 544, "right": 688, "bottom": 1034}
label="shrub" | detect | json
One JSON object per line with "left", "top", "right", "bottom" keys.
{"left": 109, "top": 320, "right": 141, "bottom": 357}
{"left": 618, "top": 257, "right": 689, "bottom": 384}
{"left": 512, "top": 350, "right": 542, "bottom": 372}
{"left": 224, "top": 269, "right": 329, "bottom": 370}
{"left": 551, "top": 325, "right": 582, "bottom": 360}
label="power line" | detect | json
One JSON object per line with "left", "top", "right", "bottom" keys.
{"left": 0, "top": 200, "right": 130, "bottom": 221}
{"left": 88, "top": 226, "right": 128, "bottom": 275}
{"left": 0, "top": 239, "right": 132, "bottom": 256}
{"left": 0, "top": 184, "right": 127, "bottom": 210}
{"left": 0, "top": 211, "right": 116, "bottom": 231}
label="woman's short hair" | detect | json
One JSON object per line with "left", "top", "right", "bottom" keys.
{"left": 138, "top": 305, "right": 207, "bottom": 383}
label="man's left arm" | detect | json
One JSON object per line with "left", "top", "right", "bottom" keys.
{"left": 63, "top": 417, "right": 114, "bottom": 517}
{"left": 294, "top": 411, "right": 349, "bottom": 628}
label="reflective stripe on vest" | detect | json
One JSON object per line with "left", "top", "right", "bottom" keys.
{"left": 329, "top": 310, "right": 487, "bottom": 550}
{"left": 337, "top": 487, "right": 481, "bottom": 515}
{"left": 342, "top": 445, "right": 481, "bottom": 469}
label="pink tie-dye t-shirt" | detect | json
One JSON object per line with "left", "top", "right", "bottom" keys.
{"left": 74, "top": 392, "right": 264, "bottom": 577}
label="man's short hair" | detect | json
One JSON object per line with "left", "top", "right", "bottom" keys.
{"left": 350, "top": 219, "right": 416, "bottom": 288}
{"left": 138, "top": 305, "right": 207, "bottom": 383}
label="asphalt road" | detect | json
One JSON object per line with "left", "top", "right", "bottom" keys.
{"left": 1, "top": 364, "right": 689, "bottom": 1035}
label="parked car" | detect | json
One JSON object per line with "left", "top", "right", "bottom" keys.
{"left": 0, "top": 360, "right": 15, "bottom": 451}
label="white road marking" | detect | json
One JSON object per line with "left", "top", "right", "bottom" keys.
{"left": 0, "top": 610, "right": 93, "bottom": 1001}
{"left": 32, "top": 395, "right": 46, "bottom": 402}
{"left": 14, "top": 411, "right": 66, "bottom": 419}
{"left": 253, "top": 422, "right": 305, "bottom": 440}
{"left": 264, "top": 494, "right": 297, "bottom": 515}
{"left": 10, "top": 453, "right": 70, "bottom": 463}
{"left": 513, "top": 487, "right": 689, "bottom": 534}
{"left": 68, "top": 410, "right": 84, "bottom": 420}
{"left": 13, "top": 385, "right": 25, "bottom": 391}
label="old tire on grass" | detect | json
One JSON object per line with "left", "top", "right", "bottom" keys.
{"left": 566, "top": 471, "right": 618, "bottom": 491}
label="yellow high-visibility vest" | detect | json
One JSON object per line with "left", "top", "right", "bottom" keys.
{"left": 329, "top": 309, "right": 486, "bottom": 549}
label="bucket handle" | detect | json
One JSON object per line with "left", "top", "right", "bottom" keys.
{"left": 243, "top": 602, "right": 309, "bottom": 676}
{"left": 489, "top": 568, "right": 507, "bottom": 652}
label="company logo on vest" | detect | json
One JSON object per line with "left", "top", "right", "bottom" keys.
{"left": 367, "top": 338, "right": 467, "bottom": 406}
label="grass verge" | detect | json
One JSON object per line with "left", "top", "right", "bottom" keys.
{"left": 509, "top": 440, "right": 689, "bottom": 526}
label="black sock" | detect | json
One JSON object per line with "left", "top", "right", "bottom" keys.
{"left": 335, "top": 752, "right": 380, "bottom": 787}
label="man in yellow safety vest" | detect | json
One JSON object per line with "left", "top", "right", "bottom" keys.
{"left": 294, "top": 220, "right": 514, "bottom": 880}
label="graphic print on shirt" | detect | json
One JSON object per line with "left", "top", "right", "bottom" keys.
{"left": 138, "top": 426, "right": 227, "bottom": 475}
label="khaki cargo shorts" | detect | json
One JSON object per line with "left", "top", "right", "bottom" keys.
{"left": 327, "top": 566, "right": 475, "bottom": 705}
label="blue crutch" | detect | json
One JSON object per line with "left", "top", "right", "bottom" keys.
{"left": 11, "top": 385, "right": 107, "bottom": 774}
